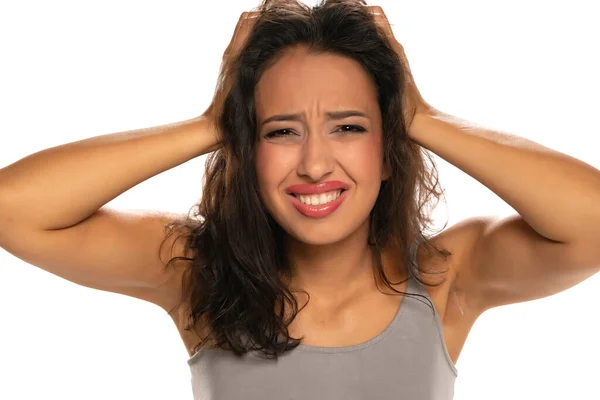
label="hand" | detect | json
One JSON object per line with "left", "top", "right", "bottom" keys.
{"left": 202, "top": 11, "right": 259, "bottom": 137}
{"left": 367, "top": 6, "right": 437, "bottom": 129}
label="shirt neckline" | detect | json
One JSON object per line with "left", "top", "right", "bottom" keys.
{"left": 293, "top": 276, "right": 415, "bottom": 354}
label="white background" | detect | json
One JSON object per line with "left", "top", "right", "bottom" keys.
{"left": 1, "top": 0, "right": 599, "bottom": 399}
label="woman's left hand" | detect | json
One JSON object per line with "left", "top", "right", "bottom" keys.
{"left": 367, "top": 6, "right": 437, "bottom": 129}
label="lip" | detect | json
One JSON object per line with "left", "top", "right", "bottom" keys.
{"left": 288, "top": 189, "right": 348, "bottom": 219}
{"left": 285, "top": 180, "right": 350, "bottom": 195}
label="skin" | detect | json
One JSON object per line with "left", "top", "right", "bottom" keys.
{"left": 254, "top": 44, "right": 394, "bottom": 302}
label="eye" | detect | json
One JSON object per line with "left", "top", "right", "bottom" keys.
{"left": 335, "top": 125, "right": 366, "bottom": 134}
{"left": 264, "top": 128, "right": 298, "bottom": 138}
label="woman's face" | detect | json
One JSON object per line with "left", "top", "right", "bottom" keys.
{"left": 254, "top": 45, "right": 388, "bottom": 246}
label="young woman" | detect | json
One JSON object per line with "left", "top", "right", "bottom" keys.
{"left": 1, "top": 1, "right": 599, "bottom": 399}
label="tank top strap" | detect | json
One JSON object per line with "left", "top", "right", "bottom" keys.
{"left": 404, "top": 239, "right": 436, "bottom": 313}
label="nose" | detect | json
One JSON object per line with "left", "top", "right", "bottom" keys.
{"left": 296, "top": 130, "right": 335, "bottom": 181}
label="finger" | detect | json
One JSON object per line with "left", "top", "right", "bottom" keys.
{"left": 223, "top": 14, "right": 244, "bottom": 57}
{"left": 234, "top": 14, "right": 258, "bottom": 46}
{"left": 366, "top": 5, "right": 385, "bottom": 16}
{"left": 366, "top": 6, "right": 394, "bottom": 37}
{"left": 224, "top": 12, "right": 258, "bottom": 58}
{"left": 228, "top": 13, "right": 259, "bottom": 58}
{"left": 366, "top": 5, "right": 389, "bottom": 23}
{"left": 378, "top": 18, "right": 394, "bottom": 38}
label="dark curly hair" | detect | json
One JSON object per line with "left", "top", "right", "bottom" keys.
{"left": 160, "top": 0, "right": 451, "bottom": 360}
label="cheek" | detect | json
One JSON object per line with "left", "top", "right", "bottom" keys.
{"left": 255, "top": 144, "right": 297, "bottom": 193}
{"left": 340, "top": 138, "right": 384, "bottom": 177}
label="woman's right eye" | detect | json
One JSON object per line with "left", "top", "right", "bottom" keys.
{"left": 264, "top": 129, "right": 296, "bottom": 138}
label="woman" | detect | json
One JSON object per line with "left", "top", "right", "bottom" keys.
{"left": 1, "top": 0, "right": 599, "bottom": 399}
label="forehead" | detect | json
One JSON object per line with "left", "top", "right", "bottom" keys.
{"left": 254, "top": 46, "right": 379, "bottom": 117}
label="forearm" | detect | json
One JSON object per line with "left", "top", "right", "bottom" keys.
{"left": 408, "top": 111, "right": 600, "bottom": 244}
{"left": 0, "top": 116, "right": 218, "bottom": 230}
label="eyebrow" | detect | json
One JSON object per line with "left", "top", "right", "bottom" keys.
{"left": 260, "top": 110, "right": 369, "bottom": 126}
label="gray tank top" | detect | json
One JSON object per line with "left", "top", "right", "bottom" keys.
{"left": 187, "top": 269, "right": 459, "bottom": 399}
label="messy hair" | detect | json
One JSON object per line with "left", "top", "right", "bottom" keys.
{"left": 161, "top": 0, "right": 451, "bottom": 360}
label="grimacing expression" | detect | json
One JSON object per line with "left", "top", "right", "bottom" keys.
{"left": 254, "top": 45, "right": 389, "bottom": 246}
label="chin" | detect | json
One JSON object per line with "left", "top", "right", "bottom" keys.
{"left": 287, "top": 230, "right": 347, "bottom": 246}
{"left": 282, "top": 219, "right": 366, "bottom": 247}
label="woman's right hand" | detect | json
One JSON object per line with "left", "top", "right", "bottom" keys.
{"left": 202, "top": 11, "right": 259, "bottom": 143}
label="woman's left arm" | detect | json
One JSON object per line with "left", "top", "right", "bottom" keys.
{"left": 408, "top": 111, "right": 600, "bottom": 245}
{"left": 369, "top": 4, "right": 600, "bottom": 312}
{"left": 409, "top": 110, "right": 600, "bottom": 311}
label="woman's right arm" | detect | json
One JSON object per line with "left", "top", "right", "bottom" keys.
{"left": 0, "top": 115, "right": 219, "bottom": 314}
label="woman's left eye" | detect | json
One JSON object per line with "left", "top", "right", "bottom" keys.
{"left": 336, "top": 125, "right": 366, "bottom": 134}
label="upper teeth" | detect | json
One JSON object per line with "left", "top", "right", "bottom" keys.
{"left": 296, "top": 190, "right": 342, "bottom": 206}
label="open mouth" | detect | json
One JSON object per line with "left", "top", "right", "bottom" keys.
{"left": 289, "top": 189, "right": 347, "bottom": 206}
{"left": 287, "top": 188, "right": 348, "bottom": 218}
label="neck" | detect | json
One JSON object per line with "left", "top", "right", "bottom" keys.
{"left": 284, "top": 221, "right": 378, "bottom": 299}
